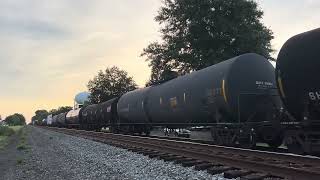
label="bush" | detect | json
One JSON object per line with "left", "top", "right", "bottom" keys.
{"left": 16, "top": 144, "right": 27, "bottom": 150}
{"left": 4, "top": 114, "right": 26, "bottom": 126}
{"left": 0, "top": 126, "right": 15, "bottom": 136}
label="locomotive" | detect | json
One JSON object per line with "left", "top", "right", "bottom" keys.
{"left": 42, "top": 28, "right": 320, "bottom": 155}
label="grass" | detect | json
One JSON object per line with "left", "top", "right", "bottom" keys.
{"left": 0, "top": 136, "right": 7, "bottom": 149}
{"left": 13, "top": 127, "right": 29, "bottom": 165}
{"left": 10, "top": 126, "right": 23, "bottom": 132}
{"left": 16, "top": 144, "right": 27, "bottom": 150}
{"left": 0, "top": 125, "right": 25, "bottom": 150}
{"left": 0, "top": 126, "right": 15, "bottom": 136}
{"left": 16, "top": 158, "right": 24, "bottom": 165}
{"left": 16, "top": 127, "right": 29, "bottom": 151}
{"left": 0, "top": 126, "right": 17, "bottom": 149}
{"left": 0, "top": 125, "right": 29, "bottom": 166}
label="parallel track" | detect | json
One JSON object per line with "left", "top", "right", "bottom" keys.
{"left": 40, "top": 126, "right": 320, "bottom": 180}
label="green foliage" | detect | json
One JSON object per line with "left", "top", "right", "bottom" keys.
{"left": 0, "top": 126, "right": 15, "bottom": 136}
{"left": 49, "top": 106, "right": 72, "bottom": 116}
{"left": 9, "top": 126, "right": 23, "bottom": 132}
{"left": 16, "top": 158, "right": 23, "bottom": 165}
{"left": 4, "top": 113, "right": 26, "bottom": 126}
{"left": 31, "top": 109, "right": 48, "bottom": 125}
{"left": 142, "top": 0, "right": 274, "bottom": 84}
{"left": 87, "top": 66, "right": 138, "bottom": 103}
{"left": 80, "top": 100, "right": 93, "bottom": 109}
{"left": 83, "top": 100, "right": 92, "bottom": 107}
{"left": 0, "top": 126, "right": 21, "bottom": 149}
{"left": 145, "top": 69, "right": 179, "bottom": 86}
{"left": 16, "top": 144, "right": 27, "bottom": 150}
{"left": 16, "top": 127, "right": 28, "bottom": 151}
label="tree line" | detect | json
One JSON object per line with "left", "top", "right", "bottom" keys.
{"left": 2, "top": 113, "right": 26, "bottom": 126}
{"left": 33, "top": 0, "right": 273, "bottom": 117}
{"left": 31, "top": 106, "right": 73, "bottom": 125}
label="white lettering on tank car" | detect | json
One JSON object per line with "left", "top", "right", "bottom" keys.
{"left": 309, "top": 91, "right": 320, "bottom": 101}
{"left": 255, "top": 81, "right": 273, "bottom": 89}
{"left": 107, "top": 106, "right": 111, "bottom": 112}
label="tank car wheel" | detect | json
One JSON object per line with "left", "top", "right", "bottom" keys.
{"left": 286, "top": 137, "right": 304, "bottom": 155}
{"left": 266, "top": 137, "right": 283, "bottom": 149}
{"left": 174, "top": 132, "right": 178, "bottom": 137}
{"left": 240, "top": 133, "right": 256, "bottom": 149}
{"left": 145, "top": 131, "right": 150, "bottom": 136}
{"left": 144, "top": 126, "right": 151, "bottom": 136}
{"left": 211, "top": 129, "right": 223, "bottom": 145}
{"left": 287, "top": 142, "right": 304, "bottom": 154}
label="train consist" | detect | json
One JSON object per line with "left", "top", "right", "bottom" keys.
{"left": 41, "top": 28, "right": 320, "bottom": 155}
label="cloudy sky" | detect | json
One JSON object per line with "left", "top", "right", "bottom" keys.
{"left": 0, "top": 0, "right": 319, "bottom": 122}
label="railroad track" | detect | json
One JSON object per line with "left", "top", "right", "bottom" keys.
{"left": 147, "top": 134, "right": 289, "bottom": 154}
{"left": 40, "top": 126, "right": 320, "bottom": 180}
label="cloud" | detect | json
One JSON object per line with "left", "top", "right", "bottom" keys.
{"left": 257, "top": 0, "right": 320, "bottom": 57}
{"left": 0, "top": 17, "right": 69, "bottom": 39}
{"left": 0, "top": 0, "right": 160, "bottom": 121}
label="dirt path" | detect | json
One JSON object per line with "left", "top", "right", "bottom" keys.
{"left": 0, "top": 128, "right": 25, "bottom": 179}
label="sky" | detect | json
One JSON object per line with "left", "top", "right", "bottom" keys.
{"left": 0, "top": 0, "right": 319, "bottom": 122}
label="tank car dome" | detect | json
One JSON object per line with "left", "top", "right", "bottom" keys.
{"left": 75, "top": 92, "right": 90, "bottom": 104}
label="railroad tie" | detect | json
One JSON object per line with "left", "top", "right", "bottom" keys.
{"left": 141, "top": 150, "right": 157, "bottom": 155}
{"left": 169, "top": 156, "right": 185, "bottom": 162}
{"left": 161, "top": 155, "right": 179, "bottom": 161}
{"left": 157, "top": 154, "right": 174, "bottom": 160}
{"left": 148, "top": 152, "right": 164, "bottom": 158}
{"left": 181, "top": 160, "right": 204, "bottom": 167}
{"left": 207, "top": 166, "right": 236, "bottom": 175}
{"left": 240, "top": 173, "right": 271, "bottom": 180}
{"left": 154, "top": 153, "right": 170, "bottom": 159}
{"left": 135, "top": 150, "right": 149, "bottom": 154}
{"left": 174, "top": 157, "right": 194, "bottom": 164}
{"left": 126, "top": 147, "right": 137, "bottom": 152}
{"left": 194, "top": 163, "right": 217, "bottom": 171}
{"left": 224, "top": 169, "right": 253, "bottom": 179}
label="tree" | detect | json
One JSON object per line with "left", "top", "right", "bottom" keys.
{"left": 82, "top": 100, "right": 92, "bottom": 108}
{"left": 4, "top": 113, "right": 26, "bottom": 126}
{"left": 145, "top": 69, "right": 179, "bottom": 86}
{"left": 49, "top": 106, "right": 73, "bottom": 116}
{"left": 87, "top": 66, "right": 138, "bottom": 103}
{"left": 142, "top": 0, "right": 274, "bottom": 84}
{"left": 31, "top": 110, "right": 48, "bottom": 124}
{"left": 13, "top": 113, "right": 26, "bottom": 125}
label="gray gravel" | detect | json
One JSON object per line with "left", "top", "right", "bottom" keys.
{"left": 9, "top": 126, "right": 233, "bottom": 180}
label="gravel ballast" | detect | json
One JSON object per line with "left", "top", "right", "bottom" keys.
{"left": 5, "top": 126, "right": 232, "bottom": 180}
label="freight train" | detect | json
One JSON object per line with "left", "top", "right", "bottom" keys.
{"left": 41, "top": 28, "right": 320, "bottom": 155}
